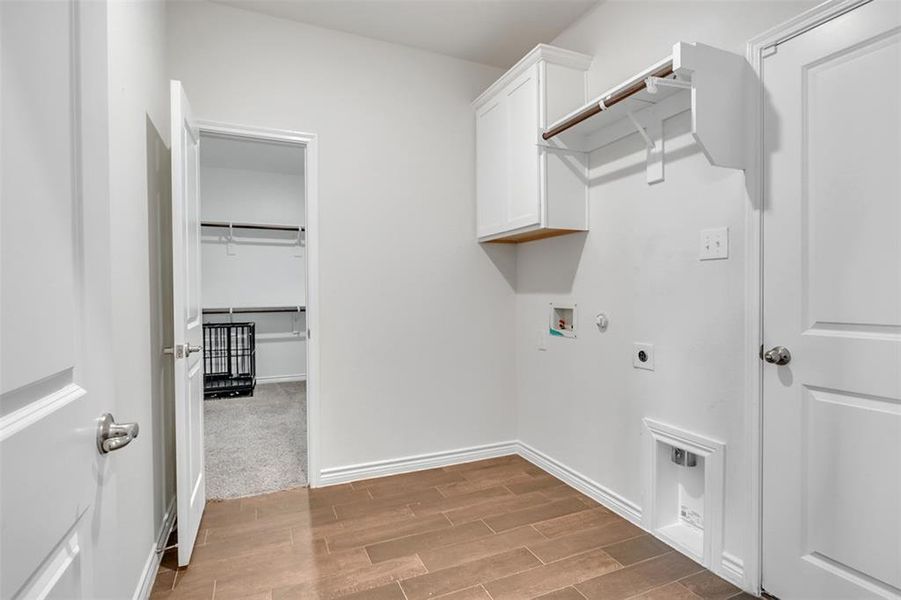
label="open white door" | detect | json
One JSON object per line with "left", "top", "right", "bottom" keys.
{"left": 1, "top": 1, "right": 128, "bottom": 597}
{"left": 170, "top": 80, "right": 206, "bottom": 566}
{"left": 762, "top": 1, "right": 901, "bottom": 598}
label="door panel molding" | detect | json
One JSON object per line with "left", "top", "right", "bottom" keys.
{"left": 0, "top": 383, "right": 86, "bottom": 442}
{"left": 16, "top": 529, "right": 87, "bottom": 600}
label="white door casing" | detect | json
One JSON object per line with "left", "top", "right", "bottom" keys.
{"left": 761, "top": 1, "right": 901, "bottom": 598}
{"left": 194, "top": 120, "right": 320, "bottom": 488}
{"left": 170, "top": 80, "right": 206, "bottom": 567}
{"left": 1, "top": 1, "right": 118, "bottom": 598}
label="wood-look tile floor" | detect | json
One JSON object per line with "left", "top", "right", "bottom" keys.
{"left": 151, "top": 455, "right": 754, "bottom": 600}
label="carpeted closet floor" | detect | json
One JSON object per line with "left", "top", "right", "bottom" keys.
{"left": 204, "top": 381, "right": 307, "bottom": 499}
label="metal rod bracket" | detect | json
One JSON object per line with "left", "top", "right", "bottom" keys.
{"left": 645, "top": 76, "right": 691, "bottom": 94}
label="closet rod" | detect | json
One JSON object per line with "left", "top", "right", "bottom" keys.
{"left": 542, "top": 61, "right": 674, "bottom": 141}
{"left": 201, "top": 221, "right": 305, "bottom": 232}
{"left": 203, "top": 306, "right": 306, "bottom": 314}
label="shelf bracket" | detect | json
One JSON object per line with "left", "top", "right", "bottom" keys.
{"left": 226, "top": 223, "right": 236, "bottom": 256}
{"left": 645, "top": 76, "right": 691, "bottom": 95}
{"left": 627, "top": 112, "right": 655, "bottom": 150}
{"left": 294, "top": 228, "right": 304, "bottom": 257}
{"left": 627, "top": 111, "right": 664, "bottom": 184}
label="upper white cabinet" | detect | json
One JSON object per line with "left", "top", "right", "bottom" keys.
{"left": 474, "top": 45, "right": 592, "bottom": 243}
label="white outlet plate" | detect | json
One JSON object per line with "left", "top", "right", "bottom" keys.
{"left": 699, "top": 227, "right": 729, "bottom": 260}
{"left": 633, "top": 343, "right": 655, "bottom": 370}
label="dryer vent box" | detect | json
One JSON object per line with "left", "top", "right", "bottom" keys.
{"left": 549, "top": 304, "right": 577, "bottom": 338}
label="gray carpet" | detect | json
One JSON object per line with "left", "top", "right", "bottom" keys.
{"left": 204, "top": 381, "right": 307, "bottom": 499}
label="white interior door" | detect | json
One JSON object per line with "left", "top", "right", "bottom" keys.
{"left": 1, "top": 1, "right": 124, "bottom": 597}
{"left": 170, "top": 80, "right": 206, "bottom": 566}
{"left": 762, "top": 1, "right": 901, "bottom": 598}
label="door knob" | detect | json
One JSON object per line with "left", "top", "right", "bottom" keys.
{"left": 763, "top": 346, "right": 791, "bottom": 365}
{"left": 186, "top": 344, "right": 203, "bottom": 355}
{"left": 97, "top": 413, "right": 140, "bottom": 454}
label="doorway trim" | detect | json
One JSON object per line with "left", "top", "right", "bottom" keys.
{"left": 743, "top": 0, "right": 872, "bottom": 594}
{"left": 195, "top": 120, "right": 321, "bottom": 487}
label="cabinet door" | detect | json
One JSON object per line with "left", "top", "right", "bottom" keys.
{"left": 505, "top": 65, "right": 541, "bottom": 230}
{"left": 475, "top": 98, "right": 507, "bottom": 237}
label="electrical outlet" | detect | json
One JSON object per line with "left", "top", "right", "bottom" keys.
{"left": 633, "top": 343, "right": 655, "bottom": 370}
{"left": 699, "top": 227, "right": 729, "bottom": 260}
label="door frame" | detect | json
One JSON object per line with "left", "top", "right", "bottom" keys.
{"left": 743, "top": 0, "right": 873, "bottom": 594}
{"left": 194, "top": 120, "right": 321, "bottom": 487}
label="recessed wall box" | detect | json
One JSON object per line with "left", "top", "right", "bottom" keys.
{"left": 643, "top": 419, "right": 726, "bottom": 570}
{"left": 549, "top": 304, "right": 577, "bottom": 338}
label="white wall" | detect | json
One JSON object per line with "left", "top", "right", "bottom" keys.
{"left": 201, "top": 229, "right": 306, "bottom": 307}
{"left": 106, "top": 0, "right": 171, "bottom": 597}
{"left": 514, "top": 0, "right": 816, "bottom": 583}
{"left": 200, "top": 164, "right": 306, "bottom": 309}
{"left": 167, "top": 1, "right": 516, "bottom": 472}
{"left": 200, "top": 166, "right": 305, "bottom": 224}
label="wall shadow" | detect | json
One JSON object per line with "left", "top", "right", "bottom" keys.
{"left": 480, "top": 242, "right": 517, "bottom": 289}
{"left": 515, "top": 231, "right": 588, "bottom": 294}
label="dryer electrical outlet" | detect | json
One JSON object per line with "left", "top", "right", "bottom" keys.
{"left": 633, "top": 343, "right": 655, "bottom": 370}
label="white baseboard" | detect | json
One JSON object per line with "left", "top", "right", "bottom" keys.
{"left": 317, "top": 439, "right": 640, "bottom": 525}
{"left": 256, "top": 374, "right": 306, "bottom": 384}
{"left": 316, "top": 439, "right": 746, "bottom": 592}
{"left": 515, "top": 441, "right": 643, "bottom": 525}
{"left": 721, "top": 551, "right": 745, "bottom": 587}
{"left": 318, "top": 441, "right": 518, "bottom": 486}
{"left": 133, "top": 497, "right": 176, "bottom": 600}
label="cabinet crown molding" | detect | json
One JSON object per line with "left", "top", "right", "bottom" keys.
{"left": 472, "top": 43, "right": 593, "bottom": 110}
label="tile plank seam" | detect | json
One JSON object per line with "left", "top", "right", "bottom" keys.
{"left": 151, "top": 456, "right": 742, "bottom": 600}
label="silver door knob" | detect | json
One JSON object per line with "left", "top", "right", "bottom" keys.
{"left": 186, "top": 344, "right": 203, "bottom": 355}
{"left": 763, "top": 346, "right": 791, "bottom": 365}
{"left": 97, "top": 413, "right": 139, "bottom": 454}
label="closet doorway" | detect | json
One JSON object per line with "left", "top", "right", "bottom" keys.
{"left": 196, "top": 123, "right": 318, "bottom": 500}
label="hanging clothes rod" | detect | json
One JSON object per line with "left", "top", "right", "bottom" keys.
{"left": 203, "top": 306, "right": 306, "bottom": 314}
{"left": 542, "top": 61, "right": 675, "bottom": 141}
{"left": 201, "top": 221, "right": 305, "bottom": 232}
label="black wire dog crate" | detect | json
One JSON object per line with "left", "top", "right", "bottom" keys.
{"left": 203, "top": 322, "right": 256, "bottom": 398}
